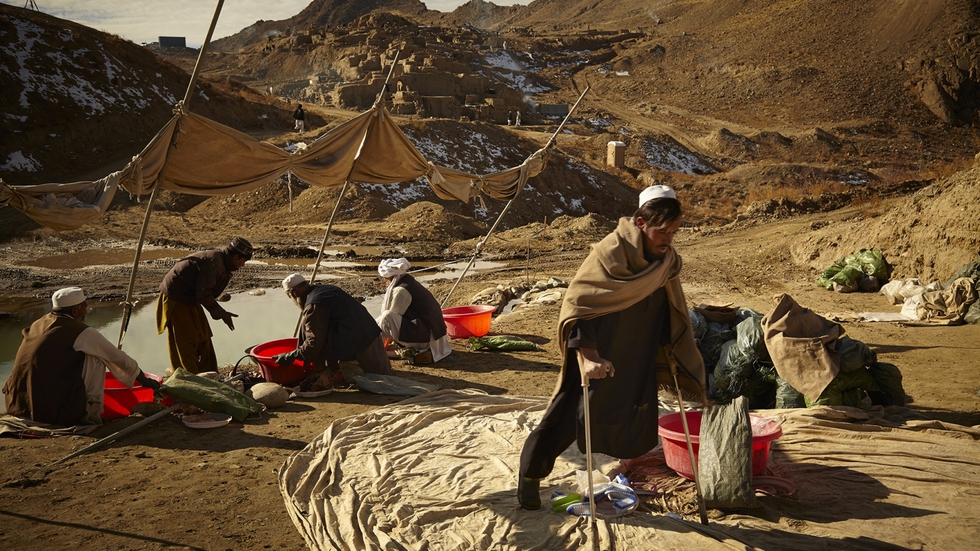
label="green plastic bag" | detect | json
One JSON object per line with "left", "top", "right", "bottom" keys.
{"left": 867, "top": 362, "right": 906, "bottom": 406}
{"left": 805, "top": 367, "right": 881, "bottom": 408}
{"left": 775, "top": 376, "right": 806, "bottom": 408}
{"left": 468, "top": 335, "right": 540, "bottom": 351}
{"left": 817, "top": 248, "right": 890, "bottom": 290}
{"left": 159, "top": 368, "right": 265, "bottom": 422}
{"left": 836, "top": 337, "right": 878, "bottom": 373}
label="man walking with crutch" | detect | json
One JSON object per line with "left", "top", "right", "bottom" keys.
{"left": 517, "top": 185, "right": 707, "bottom": 512}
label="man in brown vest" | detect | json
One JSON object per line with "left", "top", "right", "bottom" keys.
{"left": 375, "top": 258, "right": 451, "bottom": 365}
{"left": 3, "top": 287, "right": 158, "bottom": 426}
{"left": 156, "top": 237, "right": 252, "bottom": 374}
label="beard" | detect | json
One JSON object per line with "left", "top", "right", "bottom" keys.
{"left": 290, "top": 294, "right": 305, "bottom": 309}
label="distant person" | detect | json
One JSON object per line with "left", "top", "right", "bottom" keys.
{"left": 507, "top": 110, "right": 513, "bottom": 126}
{"left": 156, "top": 237, "right": 253, "bottom": 374}
{"left": 515, "top": 111, "right": 522, "bottom": 127}
{"left": 516, "top": 185, "right": 707, "bottom": 509}
{"left": 375, "top": 258, "right": 451, "bottom": 364}
{"left": 293, "top": 104, "right": 305, "bottom": 133}
{"left": 277, "top": 274, "right": 391, "bottom": 391}
{"left": 3, "top": 287, "right": 159, "bottom": 426}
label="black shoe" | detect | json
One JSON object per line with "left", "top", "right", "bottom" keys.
{"left": 518, "top": 476, "right": 541, "bottom": 510}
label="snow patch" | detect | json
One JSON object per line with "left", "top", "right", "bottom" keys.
{"left": 642, "top": 140, "right": 716, "bottom": 175}
{"left": 2, "top": 151, "right": 42, "bottom": 172}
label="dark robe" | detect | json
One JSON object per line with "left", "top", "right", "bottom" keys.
{"left": 393, "top": 274, "right": 448, "bottom": 343}
{"left": 3, "top": 313, "right": 88, "bottom": 425}
{"left": 520, "top": 288, "right": 669, "bottom": 478}
{"left": 159, "top": 248, "right": 236, "bottom": 319}
{"left": 296, "top": 284, "right": 381, "bottom": 363}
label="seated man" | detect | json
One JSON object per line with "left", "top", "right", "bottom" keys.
{"left": 375, "top": 258, "right": 451, "bottom": 364}
{"left": 276, "top": 274, "right": 391, "bottom": 389}
{"left": 3, "top": 287, "right": 159, "bottom": 426}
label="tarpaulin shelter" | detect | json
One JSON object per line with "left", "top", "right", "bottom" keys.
{"left": 0, "top": 102, "right": 549, "bottom": 231}
{"left": 0, "top": 0, "right": 590, "bottom": 346}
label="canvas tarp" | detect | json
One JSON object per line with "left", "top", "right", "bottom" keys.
{"left": 1, "top": 105, "right": 547, "bottom": 231}
{"left": 279, "top": 390, "right": 980, "bottom": 551}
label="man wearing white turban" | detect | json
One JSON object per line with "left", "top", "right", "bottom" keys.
{"left": 376, "top": 258, "right": 451, "bottom": 364}
{"left": 4, "top": 287, "right": 158, "bottom": 425}
{"left": 276, "top": 274, "right": 391, "bottom": 390}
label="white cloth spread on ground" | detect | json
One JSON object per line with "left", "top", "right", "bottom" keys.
{"left": 279, "top": 390, "right": 980, "bottom": 551}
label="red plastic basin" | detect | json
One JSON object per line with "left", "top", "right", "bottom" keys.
{"left": 102, "top": 372, "right": 154, "bottom": 420}
{"left": 658, "top": 411, "right": 782, "bottom": 480}
{"left": 248, "top": 338, "right": 314, "bottom": 385}
{"left": 442, "top": 305, "right": 495, "bottom": 339}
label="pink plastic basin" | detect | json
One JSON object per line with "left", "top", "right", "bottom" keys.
{"left": 658, "top": 411, "right": 782, "bottom": 480}
{"left": 102, "top": 372, "right": 154, "bottom": 420}
{"left": 442, "top": 305, "right": 495, "bottom": 338}
{"left": 248, "top": 337, "right": 314, "bottom": 385}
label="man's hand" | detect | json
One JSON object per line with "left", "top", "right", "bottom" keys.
{"left": 274, "top": 352, "right": 297, "bottom": 367}
{"left": 136, "top": 371, "right": 161, "bottom": 391}
{"left": 577, "top": 348, "right": 614, "bottom": 380}
{"left": 220, "top": 311, "right": 238, "bottom": 330}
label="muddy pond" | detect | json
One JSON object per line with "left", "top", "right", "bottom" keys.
{"left": 1, "top": 251, "right": 505, "bottom": 412}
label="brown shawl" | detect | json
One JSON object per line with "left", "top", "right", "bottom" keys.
{"left": 555, "top": 217, "right": 707, "bottom": 400}
{"left": 761, "top": 293, "right": 844, "bottom": 401}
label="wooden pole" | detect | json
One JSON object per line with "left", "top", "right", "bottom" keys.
{"left": 49, "top": 372, "right": 247, "bottom": 466}
{"left": 115, "top": 0, "right": 227, "bottom": 348}
{"left": 440, "top": 86, "right": 590, "bottom": 308}
{"left": 292, "top": 51, "right": 402, "bottom": 337}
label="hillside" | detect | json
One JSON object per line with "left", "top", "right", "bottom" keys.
{"left": 0, "top": 4, "right": 303, "bottom": 185}
{"left": 144, "top": 0, "right": 980, "bottom": 231}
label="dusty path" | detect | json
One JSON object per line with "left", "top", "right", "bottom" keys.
{"left": 0, "top": 198, "right": 977, "bottom": 550}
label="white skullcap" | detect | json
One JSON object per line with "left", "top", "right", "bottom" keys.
{"left": 52, "top": 287, "right": 86, "bottom": 308}
{"left": 639, "top": 185, "right": 677, "bottom": 207}
{"left": 378, "top": 258, "right": 411, "bottom": 278}
{"left": 282, "top": 273, "right": 306, "bottom": 291}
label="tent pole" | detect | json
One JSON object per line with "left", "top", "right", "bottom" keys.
{"left": 291, "top": 54, "right": 401, "bottom": 336}
{"left": 291, "top": 179, "right": 350, "bottom": 339}
{"left": 180, "top": 0, "right": 225, "bottom": 111}
{"left": 287, "top": 172, "right": 293, "bottom": 212}
{"left": 439, "top": 86, "right": 590, "bottom": 308}
{"left": 302, "top": 49, "right": 398, "bottom": 283}
{"left": 373, "top": 50, "right": 400, "bottom": 109}
{"left": 116, "top": 187, "right": 159, "bottom": 348}
{"left": 113, "top": 0, "right": 227, "bottom": 349}
{"left": 544, "top": 85, "right": 590, "bottom": 150}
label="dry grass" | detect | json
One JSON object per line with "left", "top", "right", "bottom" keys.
{"left": 852, "top": 192, "right": 884, "bottom": 218}
{"left": 928, "top": 157, "right": 976, "bottom": 180}
{"left": 745, "top": 180, "right": 847, "bottom": 204}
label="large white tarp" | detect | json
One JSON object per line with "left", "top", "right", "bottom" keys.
{"left": 279, "top": 390, "right": 980, "bottom": 550}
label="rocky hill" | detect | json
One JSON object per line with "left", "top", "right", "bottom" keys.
{"left": 3, "top": 0, "right": 980, "bottom": 252}
{"left": 0, "top": 4, "right": 302, "bottom": 185}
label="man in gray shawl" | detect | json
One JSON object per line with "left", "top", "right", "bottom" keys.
{"left": 517, "top": 185, "right": 707, "bottom": 509}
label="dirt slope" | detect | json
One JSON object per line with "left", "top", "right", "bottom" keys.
{"left": 0, "top": 4, "right": 301, "bottom": 185}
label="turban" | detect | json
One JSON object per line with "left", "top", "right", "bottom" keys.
{"left": 52, "top": 287, "right": 86, "bottom": 308}
{"left": 378, "top": 258, "right": 411, "bottom": 278}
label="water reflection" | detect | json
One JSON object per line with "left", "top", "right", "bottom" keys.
{"left": 0, "top": 257, "right": 506, "bottom": 413}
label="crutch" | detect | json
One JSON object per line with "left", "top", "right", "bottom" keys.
{"left": 579, "top": 352, "right": 601, "bottom": 551}
{"left": 665, "top": 346, "right": 709, "bottom": 525}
